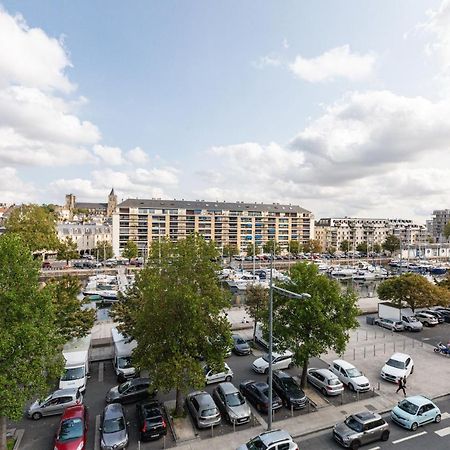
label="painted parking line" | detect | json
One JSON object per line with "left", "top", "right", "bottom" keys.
{"left": 392, "top": 431, "right": 427, "bottom": 444}
{"left": 94, "top": 414, "right": 100, "bottom": 450}
{"left": 435, "top": 426, "right": 450, "bottom": 437}
{"left": 367, "top": 447, "right": 380, "bottom": 450}
{"left": 440, "top": 412, "right": 450, "bottom": 420}
{"left": 98, "top": 362, "right": 104, "bottom": 382}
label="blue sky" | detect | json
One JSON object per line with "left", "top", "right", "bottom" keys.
{"left": 0, "top": 0, "right": 449, "bottom": 222}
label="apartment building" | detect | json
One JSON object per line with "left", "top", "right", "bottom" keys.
{"left": 112, "top": 199, "right": 313, "bottom": 257}
{"left": 430, "top": 209, "right": 450, "bottom": 242}
{"left": 57, "top": 223, "right": 112, "bottom": 255}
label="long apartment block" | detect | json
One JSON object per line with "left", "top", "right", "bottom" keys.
{"left": 113, "top": 198, "right": 313, "bottom": 256}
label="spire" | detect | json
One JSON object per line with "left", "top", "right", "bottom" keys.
{"left": 109, "top": 188, "right": 115, "bottom": 196}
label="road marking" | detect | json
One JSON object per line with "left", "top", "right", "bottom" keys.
{"left": 94, "top": 414, "right": 100, "bottom": 450}
{"left": 98, "top": 362, "right": 104, "bottom": 382}
{"left": 435, "top": 426, "right": 450, "bottom": 437}
{"left": 367, "top": 447, "right": 380, "bottom": 450}
{"left": 441, "top": 412, "right": 450, "bottom": 420}
{"left": 392, "top": 431, "right": 427, "bottom": 444}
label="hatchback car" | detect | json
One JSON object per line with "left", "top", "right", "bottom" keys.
{"left": 27, "top": 388, "right": 83, "bottom": 420}
{"left": 419, "top": 310, "right": 445, "bottom": 323}
{"left": 239, "top": 380, "right": 282, "bottom": 414}
{"left": 136, "top": 401, "right": 167, "bottom": 441}
{"left": 252, "top": 350, "right": 294, "bottom": 374}
{"left": 307, "top": 368, "right": 344, "bottom": 396}
{"left": 271, "top": 370, "right": 307, "bottom": 409}
{"left": 106, "top": 378, "right": 155, "bottom": 404}
{"left": 391, "top": 395, "right": 441, "bottom": 431}
{"left": 237, "top": 429, "right": 299, "bottom": 450}
{"left": 232, "top": 334, "right": 252, "bottom": 355}
{"left": 213, "top": 382, "right": 251, "bottom": 425}
{"left": 333, "top": 411, "right": 389, "bottom": 449}
{"left": 414, "top": 312, "right": 438, "bottom": 327}
{"left": 329, "top": 360, "right": 371, "bottom": 392}
{"left": 203, "top": 363, "right": 233, "bottom": 384}
{"left": 374, "top": 318, "right": 404, "bottom": 332}
{"left": 100, "top": 403, "right": 129, "bottom": 450}
{"left": 186, "top": 391, "right": 221, "bottom": 428}
{"left": 380, "top": 353, "right": 414, "bottom": 383}
{"left": 54, "top": 404, "right": 88, "bottom": 450}
{"left": 401, "top": 315, "right": 423, "bottom": 332}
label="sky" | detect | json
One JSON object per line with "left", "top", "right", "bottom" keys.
{"left": 0, "top": 0, "right": 449, "bottom": 223}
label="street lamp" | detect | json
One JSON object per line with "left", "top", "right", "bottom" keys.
{"left": 267, "top": 254, "right": 311, "bottom": 431}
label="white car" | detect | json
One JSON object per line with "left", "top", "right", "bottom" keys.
{"left": 380, "top": 353, "right": 414, "bottom": 383}
{"left": 251, "top": 351, "right": 294, "bottom": 374}
{"left": 329, "top": 359, "right": 371, "bottom": 392}
{"left": 203, "top": 363, "right": 233, "bottom": 384}
{"left": 414, "top": 312, "right": 438, "bottom": 327}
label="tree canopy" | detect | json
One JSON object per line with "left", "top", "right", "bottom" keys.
{"left": 303, "top": 239, "right": 322, "bottom": 253}
{"left": 444, "top": 222, "right": 450, "bottom": 240}
{"left": 57, "top": 237, "right": 78, "bottom": 264}
{"left": 245, "top": 284, "right": 269, "bottom": 339}
{"left": 263, "top": 239, "right": 281, "bottom": 255}
{"left": 94, "top": 240, "right": 114, "bottom": 261}
{"left": 356, "top": 242, "right": 368, "bottom": 253}
{"left": 382, "top": 235, "right": 401, "bottom": 254}
{"left": 340, "top": 240, "right": 351, "bottom": 253}
{"left": 111, "top": 234, "right": 231, "bottom": 415}
{"left": 245, "top": 242, "right": 259, "bottom": 257}
{"left": 122, "top": 239, "right": 138, "bottom": 260}
{"left": 223, "top": 243, "right": 238, "bottom": 259}
{"left": 288, "top": 240, "right": 301, "bottom": 255}
{"left": 272, "top": 262, "right": 359, "bottom": 388}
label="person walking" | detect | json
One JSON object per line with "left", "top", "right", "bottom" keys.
{"left": 396, "top": 377, "right": 406, "bottom": 396}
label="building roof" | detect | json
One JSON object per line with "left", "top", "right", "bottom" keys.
{"left": 118, "top": 198, "right": 310, "bottom": 214}
{"left": 75, "top": 202, "right": 107, "bottom": 210}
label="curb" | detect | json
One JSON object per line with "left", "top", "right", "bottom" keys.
{"left": 13, "top": 429, "right": 24, "bottom": 450}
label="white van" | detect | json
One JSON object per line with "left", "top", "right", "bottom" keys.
{"left": 112, "top": 327, "right": 137, "bottom": 382}
{"left": 59, "top": 335, "right": 91, "bottom": 393}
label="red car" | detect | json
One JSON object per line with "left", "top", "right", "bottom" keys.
{"left": 54, "top": 405, "right": 88, "bottom": 450}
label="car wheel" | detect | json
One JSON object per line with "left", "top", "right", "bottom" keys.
{"left": 321, "top": 387, "right": 327, "bottom": 396}
{"left": 351, "top": 439, "right": 360, "bottom": 450}
{"left": 288, "top": 362, "right": 294, "bottom": 369}
{"left": 348, "top": 383, "right": 355, "bottom": 392}
{"left": 264, "top": 368, "right": 269, "bottom": 375}
{"left": 424, "top": 322, "right": 429, "bottom": 327}
{"left": 381, "top": 430, "right": 390, "bottom": 441}
{"left": 435, "top": 414, "right": 441, "bottom": 423}
{"left": 225, "top": 376, "right": 232, "bottom": 382}
{"left": 31, "top": 412, "right": 42, "bottom": 420}
{"left": 411, "top": 422, "right": 418, "bottom": 431}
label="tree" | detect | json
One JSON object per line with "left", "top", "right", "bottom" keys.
{"left": 95, "top": 240, "right": 113, "bottom": 261}
{"left": 356, "top": 242, "right": 368, "bottom": 254}
{"left": 377, "top": 273, "right": 450, "bottom": 312}
{"left": 382, "top": 234, "right": 400, "bottom": 254}
{"left": 245, "top": 242, "right": 259, "bottom": 257}
{"left": 223, "top": 243, "right": 238, "bottom": 261}
{"left": 340, "top": 240, "right": 351, "bottom": 253}
{"left": 0, "top": 234, "right": 63, "bottom": 450}
{"left": 245, "top": 284, "right": 269, "bottom": 339}
{"left": 372, "top": 243, "right": 382, "bottom": 253}
{"left": 122, "top": 239, "right": 138, "bottom": 261}
{"left": 327, "top": 246, "right": 336, "bottom": 255}
{"left": 57, "top": 237, "right": 78, "bottom": 265}
{"left": 112, "top": 234, "right": 231, "bottom": 415}
{"left": 263, "top": 239, "right": 281, "bottom": 255}
{"left": 288, "top": 240, "right": 301, "bottom": 255}
{"left": 5, "top": 204, "right": 59, "bottom": 253}
{"left": 46, "top": 275, "right": 96, "bottom": 341}
{"left": 444, "top": 222, "right": 450, "bottom": 240}
{"left": 271, "top": 262, "right": 359, "bottom": 388}
{"left": 303, "top": 239, "right": 322, "bottom": 253}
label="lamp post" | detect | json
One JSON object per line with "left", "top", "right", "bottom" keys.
{"left": 267, "top": 254, "right": 311, "bottom": 431}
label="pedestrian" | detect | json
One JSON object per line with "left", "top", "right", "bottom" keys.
{"left": 396, "top": 377, "right": 406, "bottom": 396}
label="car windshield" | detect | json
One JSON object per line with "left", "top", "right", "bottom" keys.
{"left": 345, "top": 416, "right": 363, "bottom": 432}
{"left": 225, "top": 391, "right": 245, "bottom": 407}
{"left": 282, "top": 378, "right": 300, "bottom": 391}
{"left": 118, "top": 381, "right": 131, "bottom": 394}
{"left": 347, "top": 368, "right": 362, "bottom": 378}
{"left": 58, "top": 418, "right": 83, "bottom": 442}
{"left": 103, "top": 417, "right": 125, "bottom": 433}
{"left": 61, "top": 367, "right": 85, "bottom": 381}
{"left": 234, "top": 337, "right": 246, "bottom": 345}
{"left": 246, "top": 436, "right": 268, "bottom": 450}
{"left": 398, "top": 400, "right": 419, "bottom": 415}
{"left": 117, "top": 356, "right": 133, "bottom": 369}
{"left": 386, "top": 359, "right": 405, "bottom": 369}
{"left": 200, "top": 407, "right": 218, "bottom": 417}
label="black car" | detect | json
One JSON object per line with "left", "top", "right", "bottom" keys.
{"left": 232, "top": 334, "right": 251, "bottom": 356}
{"left": 270, "top": 370, "right": 308, "bottom": 409}
{"left": 136, "top": 401, "right": 167, "bottom": 441}
{"left": 106, "top": 378, "right": 156, "bottom": 404}
{"left": 239, "top": 380, "right": 282, "bottom": 414}
{"left": 433, "top": 308, "right": 450, "bottom": 323}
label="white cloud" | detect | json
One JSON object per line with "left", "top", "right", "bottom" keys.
{"left": 253, "top": 55, "right": 281, "bottom": 69}
{"left": 127, "top": 146, "right": 149, "bottom": 165}
{"left": 282, "top": 38, "right": 289, "bottom": 49}
{"left": 289, "top": 45, "right": 376, "bottom": 82}
{"left": 93, "top": 144, "right": 124, "bottom": 166}
{"left": 0, "top": 167, "right": 35, "bottom": 203}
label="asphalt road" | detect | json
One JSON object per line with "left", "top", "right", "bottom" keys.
{"left": 298, "top": 395, "right": 450, "bottom": 450}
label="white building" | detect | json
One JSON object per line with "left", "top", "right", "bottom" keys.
{"left": 57, "top": 223, "right": 112, "bottom": 255}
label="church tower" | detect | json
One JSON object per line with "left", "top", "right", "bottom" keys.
{"left": 107, "top": 188, "right": 117, "bottom": 217}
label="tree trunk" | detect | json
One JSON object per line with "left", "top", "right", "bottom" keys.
{"left": 0, "top": 415, "right": 7, "bottom": 450}
{"left": 175, "top": 388, "right": 184, "bottom": 416}
{"left": 252, "top": 320, "right": 257, "bottom": 340}
{"left": 300, "top": 355, "right": 309, "bottom": 389}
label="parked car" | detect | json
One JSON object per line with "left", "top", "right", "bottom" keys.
{"left": 100, "top": 403, "right": 129, "bottom": 450}
{"left": 374, "top": 318, "right": 404, "bottom": 332}
{"left": 252, "top": 350, "right": 294, "bottom": 374}
{"left": 239, "top": 380, "right": 282, "bottom": 414}
{"left": 27, "top": 388, "right": 83, "bottom": 420}
{"left": 391, "top": 395, "right": 441, "bottom": 431}
{"left": 185, "top": 391, "right": 221, "bottom": 429}
{"left": 307, "top": 368, "right": 344, "bottom": 396}
{"left": 136, "top": 401, "right": 167, "bottom": 441}
{"left": 401, "top": 315, "right": 423, "bottom": 332}
{"left": 232, "top": 334, "right": 252, "bottom": 355}
{"left": 432, "top": 307, "right": 450, "bottom": 323}
{"left": 419, "top": 310, "right": 445, "bottom": 323}
{"left": 203, "top": 363, "right": 233, "bottom": 384}
{"left": 271, "top": 370, "right": 307, "bottom": 409}
{"left": 105, "top": 378, "right": 155, "bottom": 404}
{"left": 333, "top": 411, "right": 390, "bottom": 448}
{"left": 329, "top": 360, "right": 371, "bottom": 392}
{"left": 380, "top": 353, "right": 414, "bottom": 383}
{"left": 54, "top": 405, "right": 88, "bottom": 450}
{"left": 414, "top": 312, "right": 438, "bottom": 327}
{"left": 212, "top": 382, "right": 251, "bottom": 425}
{"left": 237, "top": 429, "right": 299, "bottom": 450}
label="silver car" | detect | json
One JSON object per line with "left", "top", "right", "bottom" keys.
{"left": 213, "top": 382, "right": 251, "bottom": 425}
{"left": 374, "top": 318, "right": 404, "bottom": 332}
{"left": 307, "top": 368, "right": 344, "bottom": 396}
{"left": 186, "top": 391, "right": 221, "bottom": 428}
{"left": 100, "top": 403, "right": 129, "bottom": 450}
{"left": 26, "top": 388, "right": 83, "bottom": 420}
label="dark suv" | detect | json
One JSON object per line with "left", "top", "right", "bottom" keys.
{"left": 270, "top": 370, "right": 307, "bottom": 409}
{"left": 136, "top": 401, "right": 167, "bottom": 441}
{"left": 106, "top": 378, "right": 156, "bottom": 404}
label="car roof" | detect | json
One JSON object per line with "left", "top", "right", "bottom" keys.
{"left": 218, "top": 382, "right": 239, "bottom": 395}
{"left": 332, "top": 359, "right": 356, "bottom": 370}
{"left": 52, "top": 388, "right": 79, "bottom": 397}
{"left": 310, "top": 368, "right": 338, "bottom": 378}
{"left": 259, "top": 429, "right": 292, "bottom": 445}
{"left": 194, "top": 392, "right": 216, "bottom": 408}
{"left": 404, "top": 395, "right": 434, "bottom": 407}
{"left": 390, "top": 352, "right": 410, "bottom": 361}
{"left": 416, "top": 312, "right": 433, "bottom": 316}
{"left": 273, "top": 370, "right": 292, "bottom": 379}
{"left": 62, "top": 405, "right": 85, "bottom": 420}
{"left": 104, "top": 403, "right": 124, "bottom": 419}
{"left": 271, "top": 350, "right": 293, "bottom": 358}
{"left": 353, "top": 411, "right": 382, "bottom": 423}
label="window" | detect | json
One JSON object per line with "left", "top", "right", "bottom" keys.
{"left": 278, "top": 443, "right": 290, "bottom": 450}
{"left": 191, "top": 398, "right": 199, "bottom": 410}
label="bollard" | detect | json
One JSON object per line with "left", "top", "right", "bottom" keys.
{"left": 341, "top": 392, "right": 344, "bottom": 405}
{"left": 307, "top": 401, "right": 310, "bottom": 413}
{"left": 211, "top": 424, "right": 214, "bottom": 438}
{"left": 357, "top": 332, "right": 359, "bottom": 342}
{"left": 394, "top": 341, "right": 396, "bottom": 351}
{"left": 233, "top": 419, "right": 235, "bottom": 433}
{"left": 353, "top": 348, "right": 356, "bottom": 361}
{"left": 372, "top": 387, "right": 375, "bottom": 397}
{"left": 377, "top": 382, "right": 380, "bottom": 391}
{"left": 373, "top": 344, "right": 376, "bottom": 356}
{"left": 375, "top": 330, "right": 377, "bottom": 339}
{"left": 413, "top": 338, "right": 415, "bottom": 348}
{"left": 291, "top": 403, "right": 294, "bottom": 417}
{"left": 357, "top": 390, "right": 360, "bottom": 402}
{"left": 364, "top": 346, "right": 366, "bottom": 358}
{"left": 366, "top": 330, "right": 368, "bottom": 341}
{"left": 163, "top": 435, "right": 166, "bottom": 449}
{"left": 138, "top": 441, "right": 141, "bottom": 450}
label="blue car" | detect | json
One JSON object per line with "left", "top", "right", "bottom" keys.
{"left": 391, "top": 395, "right": 441, "bottom": 431}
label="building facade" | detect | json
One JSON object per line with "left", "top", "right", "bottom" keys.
{"left": 112, "top": 199, "right": 313, "bottom": 257}
{"left": 61, "top": 189, "right": 117, "bottom": 221}
{"left": 57, "top": 223, "right": 112, "bottom": 255}
{"left": 430, "top": 210, "right": 450, "bottom": 242}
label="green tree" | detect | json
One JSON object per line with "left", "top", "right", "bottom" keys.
{"left": 223, "top": 243, "right": 238, "bottom": 261}
{"left": 327, "top": 246, "right": 336, "bottom": 255}
{"left": 112, "top": 234, "right": 231, "bottom": 415}
{"left": 382, "top": 234, "right": 401, "bottom": 254}
{"left": 5, "top": 204, "right": 59, "bottom": 253}
{"left": 263, "top": 239, "right": 281, "bottom": 255}
{"left": 356, "top": 242, "right": 368, "bottom": 254}
{"left": 372, "top": 243, "right": 382, "bottom": 253}
{"left": 245, "top": 284, "right": 269, "bottom": 339}
{"left": 95, "top": 240, "right": 114, "bottom": 261}
{"left": 444, "top": 222, "right": 450, "bottom": 240}
{"left": 303, "top": 239, "right": 322, "bottom": 253}
{"left": 377, "top": 273, "right": 450, "bottom": 312}
{"left": 0, "top": 235, "right": 63, "bottom": 450}
{"left": 288, "top": 240, "right": 301, "bottom": 255}
{"left": 245, "top": 242, "right": 260, "bottom": 257}
{"left": 57, "top": 237, "right": 79, "bottom": 264}
{"left": 122, "top": 239, "right": 138, "bottom": 261}
{"left": 272, "top": 262, "right": 359, "bottom": 388}
{"left": 340, "top": 240, "right": 351, "bottom": 253}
